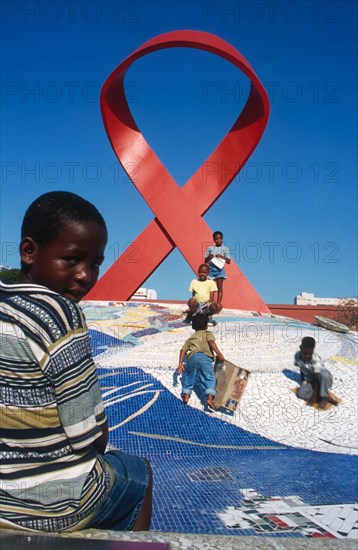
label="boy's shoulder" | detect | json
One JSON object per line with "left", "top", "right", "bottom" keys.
{"left": 193, "top": 278, "right": 214, "bottom": 285}
{"left": 0, "top": 281, "right": 84, "bottom": 331}
{"left": 194, "top": 329, "right": 215, "bottom": 339}
{"left": 312, "top": 351, "right": 323, "bottom": 363}
{"left": 1, "top": 280, "right": 68, "bottom": 303}
{"left": 190, "top": 278, "right": 206, "bottom": 286}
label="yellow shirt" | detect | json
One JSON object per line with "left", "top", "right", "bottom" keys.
{"left": 189, "top": 278, "right": 217, "bottom": 303}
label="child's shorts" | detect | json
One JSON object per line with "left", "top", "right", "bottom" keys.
{"left": 87, "top": 450, "right": 150, "bottom": 531}
{"left": 196, "top": 302, "right": 211, "bottom": 316}
{"left": 208, "top": 264, "right": 226, "bottom": 280}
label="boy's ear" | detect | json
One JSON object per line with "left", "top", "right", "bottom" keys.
{"left": 20, "top": 237, "right": 38, "bottom": 267}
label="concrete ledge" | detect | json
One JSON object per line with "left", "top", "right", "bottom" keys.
{"left": 1, "top": 529, "right": 357, "bottom": 549}
{"left": 267, "top": 304, "right": 341, "bottom": 324}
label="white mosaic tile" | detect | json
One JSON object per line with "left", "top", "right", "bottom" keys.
{"left": 91, "top": 305, "right": 358, "bottom": 456}
{"left": 219, "top": 490, "right": 357, "bottom": 538}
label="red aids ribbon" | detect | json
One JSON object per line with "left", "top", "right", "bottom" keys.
{"left": 87, "top": 31, "right": 270, "bottom": 312}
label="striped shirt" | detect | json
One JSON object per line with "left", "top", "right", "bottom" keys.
{"left": 0, "top": 282, "right": 111, "bottom": 531}
{"left": 294, "top": 351, "right": 324, "bottom": 380}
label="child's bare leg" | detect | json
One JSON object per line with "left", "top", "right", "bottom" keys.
{"left": 132, "top": 460, "right": 153, "bottom": 531}
{"left": 313, "top": 375, "right": 322, "bottom": 404}
{"left": 318, "top": 394, "right": 338, "bottom": 408}
{"left": 307, "top": 385, "right": 317, "bottom": 405}
{"left": 209, "top": 301, "right": 222, "bottom": 315}
{"left": 188, "top": 298, "right": 199, "bottom": 314}
{"left": 207, "top": 394, "right": 216, "bottom": 410}
{"left": 317, "top": 372, "right": 337, "bottom": 407}
{"left": 216, "top": 278, "right": 224, "bottom": 306}
{"left": 326, "top": 394, "right": 338, "bottom": 406}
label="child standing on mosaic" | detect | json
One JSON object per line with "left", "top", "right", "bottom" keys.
{"left": 0, "top": 191, "right": 152, "bottom": 532}
{"left": 204, "top": 231, "right": 231, "bottom": 307}
{"left": 294, "top": 336, "right": 338, "bottom": 409}
{"left": 178, "top": 314, "right": 224, "bottom": 410}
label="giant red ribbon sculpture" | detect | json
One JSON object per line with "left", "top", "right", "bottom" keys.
{"left": 87, "top": 31, "right": 270, "bottom": 313}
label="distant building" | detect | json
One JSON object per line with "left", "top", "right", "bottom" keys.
{"left": 131, "top": 287, "right": 158, "bottom": 300}
{"left": 0, "top": 265, "right": 11, "bottom": 272}
{"left": 295, "top": 292, "right": 357, "bottom": 306}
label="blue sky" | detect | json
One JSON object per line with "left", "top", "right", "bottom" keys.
{"left": 1, "top": 0, "right": 357, "bottom": 303}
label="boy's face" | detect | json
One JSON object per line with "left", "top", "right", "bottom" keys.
{"left": 300, "top": 345, "right": 314, "bottom": 362}
{"left": 20, "top": 221, "right": 107, "bottom": 302}
{"left": 198, "top": 265, "right": 209, "bottom": 281}
{"left": 213, "top": 234, "right": 223, "bottom": 246}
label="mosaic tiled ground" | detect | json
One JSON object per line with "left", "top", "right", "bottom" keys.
{"left": 83, "top": 301, "right": 358, "bottom": 539}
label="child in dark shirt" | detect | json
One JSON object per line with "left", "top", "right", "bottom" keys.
{"left": 294, "top": 336, "right": 338, "bottom": 409}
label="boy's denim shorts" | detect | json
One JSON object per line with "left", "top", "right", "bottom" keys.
{"left": 87, "top": 450, "right": 150, "bottom": 531}
{"left": 208, "top": 264, "right": 226, "bottom": 280}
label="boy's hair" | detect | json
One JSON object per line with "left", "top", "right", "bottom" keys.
{"left": 198, "top": 263, "right": 208, "bottom": 271}
{"left": 213, "top": 231, "right": 223, "bottom": 239}
{"left": 192, "top": 314, "right": 208, "bottom": 331}
{"left": 21, "top": 191, "right": 107, "bottom": 247}
{"left": 301, "top": 336, "right": 316, "bottom": 349}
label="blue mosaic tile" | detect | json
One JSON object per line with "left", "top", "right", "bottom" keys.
{"left": 87, "top": 307, "right": 358, "bottom": 538}
{"left": 89, "top": 329, "right": 132, "bottom": 357}
{"left": 95, "top": 362, "right": 358, "bottom": 535}
{"left": 131, "top": 327, "right": 162, "bottom": 338}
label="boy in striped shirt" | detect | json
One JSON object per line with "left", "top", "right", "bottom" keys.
{"left": 0, "top": 192, "right": 152, "bottom": 532}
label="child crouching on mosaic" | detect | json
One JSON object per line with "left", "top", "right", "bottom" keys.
{"left": 294, "top": 336, "right": 338, "bottom": 409}
{"left": 186, "top": 264, "right": 221, "bottom": 325}
{"left": 178, "top": 314, "right": 224, "bottom": 410}
{"left": 0, "top": 192, "right": 152, "bottom": 532}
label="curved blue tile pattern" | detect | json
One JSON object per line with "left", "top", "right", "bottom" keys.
{"left": 84, "top": 302, "right": 358, "bottom": 539}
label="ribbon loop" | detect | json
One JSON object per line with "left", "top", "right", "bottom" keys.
{"left": 88, "top": 31, "right": 270, "bottom": 312}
